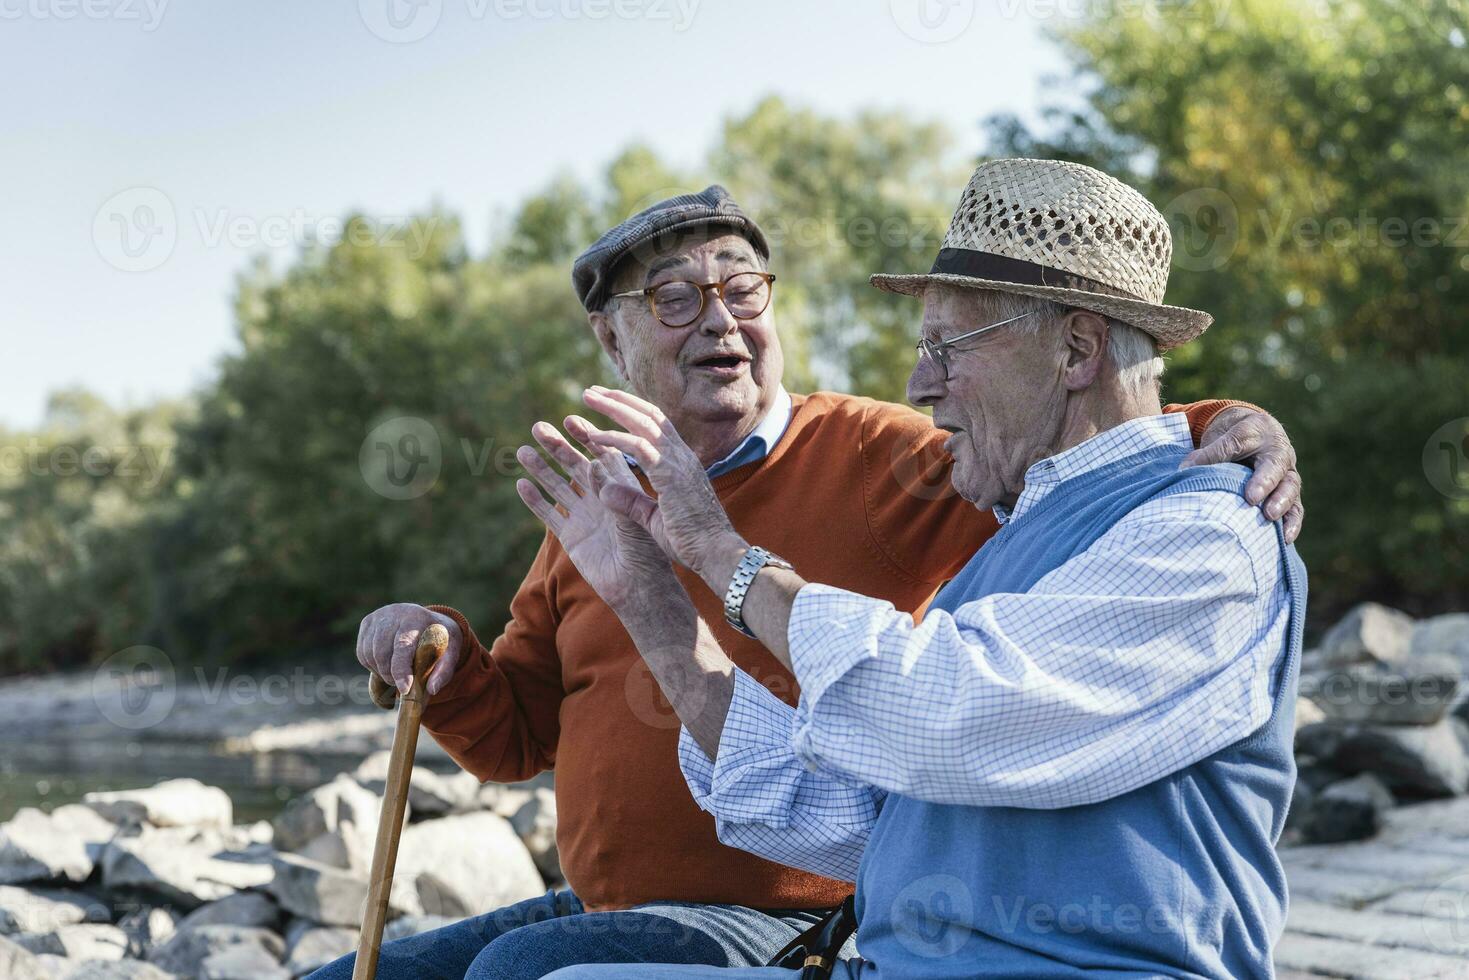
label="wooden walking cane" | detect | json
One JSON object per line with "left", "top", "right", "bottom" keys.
{"left": 352, "top": 623, "right": 449, "bottom": 980}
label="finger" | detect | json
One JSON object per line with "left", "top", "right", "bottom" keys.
{"left": 601, "top": 480, "right": 659, "bottom": 529}
{"left": 356, "top": 615, "right": 373, "bottom": 671}
{"left": 1243, "top": 447, "right": 1290, "bottom": 506}
{"left": 516, "top": 445, "right": 581, "bottom": 511}
{"left": 369, "top": 616, "right": 395, "bottom": 683}
{"left": 583, "top": 388, "right": 665, "bottom": 442}
{"left": 426, "top": 650, "right": 457, "bottom": 697}
{"left": 581, "top": 429, "right": 660, "bottom": 470}
{"left": 1283, "top": 502, "right": 1304, "bottom": 544}
{"left": 1261, "top": 470, "right": 1301, "bottom": 522}
{"left": 516, "top": 478, "right": 565, "bottom": 534}
{"left": 587, "top": 385, "right": 666, "bottom": 425}
{"left": 1180, "top": 416, "right": 1265, "bottom": 470}
{"left": 388, "top": 625, "right": 423, "bottom": 694}
{"left": 532, "top": 421, "right": 593, "bottom": 477}
{"left": 566, "top": 416, "right": 639, "bottom": 483}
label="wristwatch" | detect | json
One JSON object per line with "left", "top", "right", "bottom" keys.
{"left": 723, "top": 545, "right": 794, "bottom": 638}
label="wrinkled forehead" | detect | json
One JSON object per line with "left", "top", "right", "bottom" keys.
{"left": 919, "top": 284, "right": 1003, "bottom": 340}
{"left": 615, "top": 230, "right": 763, "bottom": 289}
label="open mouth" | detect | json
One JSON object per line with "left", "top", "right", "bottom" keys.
{"left": 692, "top": 353, "right": 749, "bottom": 371}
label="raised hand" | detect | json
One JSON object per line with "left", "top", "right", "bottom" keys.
{"left": 515, "top": 420, "right": 676, "bottom": 613}
{"left": 574, "top": 386, "right": 743, "bottom": 580}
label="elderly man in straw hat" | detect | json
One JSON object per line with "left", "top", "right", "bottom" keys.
{"left": 519, "top": 159, "right": 1306, "bottom": 979}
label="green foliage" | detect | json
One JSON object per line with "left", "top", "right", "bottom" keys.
{"left": 988, "top": 0, "right": 1469, "bottom": 624}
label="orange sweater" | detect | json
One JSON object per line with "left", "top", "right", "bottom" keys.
{"left": 423, "top": 393, "right": 1249, "bottom": 911}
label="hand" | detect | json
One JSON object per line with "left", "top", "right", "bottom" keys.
{"left": 1182, "top": 407, "right": 1304, "bottom": 543}
{"left": 515, "top": 420, "right": 678, "bottom": 613}
{"left": 574, "top": 386, "right": 745, "bottom": 581}
{"left": 357, "top": 603, "right": 463, "bottom": 697}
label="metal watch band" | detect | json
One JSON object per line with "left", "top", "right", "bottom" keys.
{"left": 723, "top": 545, "right": 793, "bottom": 638}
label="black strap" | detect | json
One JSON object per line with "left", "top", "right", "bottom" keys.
{"left": 929, "top": 247, "right": 1143, "bottom": 303}
{"left": 767, "top": 895, "right": 858, "bottom": 977}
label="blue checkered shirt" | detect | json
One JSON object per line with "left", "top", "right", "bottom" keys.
{"left": 677, "top": 413, "right": 1289, "bottom": 882}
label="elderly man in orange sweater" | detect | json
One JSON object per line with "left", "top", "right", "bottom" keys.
{"left": 312, "top": 186, "right": 1302, "bottom": 980}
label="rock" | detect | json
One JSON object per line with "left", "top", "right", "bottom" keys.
{"left": 0, "top": 935, "right": 51, "bottom": 980}
{"left": 267, "top": 853, "right": 383, "bottom": 928}
{"left": 294, "top": 821, "right": 375, "bottom": 875}
{"left": 117, "top": 905, "right": 177, "bottom": 957}
{"left": 282, "top": 921, "right": 355, "bottom": 977}
{"left": 148, "top": 924, "right": 284, "bottom": 978}
{"left": 1284, "top": 779, "right": 1315, "bottom": 839}
{"left": 174, "top": 892, "right": 279, "bottom": 933}
{"left": 1301, "top": 774, "right": 1394, "bottom": 844}
{"left": 200, "top": 942, "right": 289, "bottom": 979}
{"left": 1296, "top": 719, "right": 1469, "bottom": 797}
{"left": 510, "top": 788, "right": 560, "bottom": 883}
{"left": 1293, "top": 695, "right": 1325, "bottom": 732}
{"left": 0, "top": 885, "right": 110, "bottom": 935}
{"left": 100, "top": 827, "right": 274, "bottom": 909}
{"left": 0, "top": 805, "right": 121, "bottom": 884}
{"left": 1411, "top": 613, "right": 1469, "bottom": 661}
{"left": 15, "top": 922, "right": 130, "bottom": 960}
{"left": 1319, "top": 603, "right": 1414, "bottom": 667}
{"left": 64, "top": 961, "right": 177, "bottom": 979}
{"left": 382, "top": 914, "right": 456, "bottom": 941}
{"left": 271, "top": 776, "right": 381, "bottom": 854}
{"left": 1302, "top": 654, "right": 1461, "bottom": 725}
{"left": 396, "top": 812, "right": 544, "bottom": 915}
{"left": 84, "top": 780, "right": 233, "bottom": 832}
{"left": 352, "top": 754, "right": 478, "bottom": 817}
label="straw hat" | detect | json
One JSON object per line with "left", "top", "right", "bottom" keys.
{"left": 871, "top": 158, "right": 1212, "bottom": 349}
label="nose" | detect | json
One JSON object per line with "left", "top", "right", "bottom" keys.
{"left": 907, "top": 347, "right": 945, "bottom": 408}
{"left": 697, "top": 284, "right": 740, "bottom": 337}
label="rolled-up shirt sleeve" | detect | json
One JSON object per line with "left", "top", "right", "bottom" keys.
{"left": 788, "top": 492, "right": 1285, "bottom": 810}
{"left": 678, "top": 668, "right": 885, "bottom": 883}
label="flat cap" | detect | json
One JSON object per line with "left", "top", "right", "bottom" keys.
{"left": 572, "top": 185, "right": 770, "bottom": 312}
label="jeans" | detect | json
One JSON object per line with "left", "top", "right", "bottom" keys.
{"left": 544, "top": 965, "right": 866, "bottom": 980}
{"left": 306, "top": 889, "right": 848, "bottom": 980}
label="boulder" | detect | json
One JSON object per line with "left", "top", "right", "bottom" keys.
{"left": 200, "top": 942, "right": 290, "bottom": 980}
{"left": 0, "top": 935, "right": 51, "bottom": 980}
{"left": 174, "top": 892, "right": 279, "bottom": 933}
{"left": 117, "top": 905, "right": 177, "bottom": 957}
{"left": 64, "top": 961, "right": 177, "bottom": 979}
{"left": 271, "top": 776, "right": 381, "bottom": 854}
{"left": 282, "top": 921, "right": 355, "bottom": 977}
{"left": 509, "top": 788, "right": 561, "bottom": 883}
{"left": 84, "top": 780, "right": 233, "bottom": 832}
{"left": 1319, "top": 603, "right": 1414, "bottom": 667}
{"left": 0, "top": 805, "right": 120, "bottom": 885}
{"left": 396, "top": 812, "right": 544, "bottom": 916}
{"left": 1302, "top": 654, "right": 1460, "bottom": 725}
{"left": 100, "top": 827, "right": 274, "bottom": 909}
{"left": 1296, "top": 718, "right": 1469, "bottom": 797}
{"left": 294, "top": 821, "right": 375, "bottom": 875}
{"left": 1301, "top": 773, "right": 1394, "bottom": 844}
{"left": 1293, "top": 695, "right": 1325, "bottom": 732}
{"left": 352, "top": 754, "right": 478, "bottom": 817}
{"left": 1411, "top": 613, "right": 1469, "bottom": 662}
{"left": 382, "top": 914, "right": 456, "bottom": 941}
{"left": 0, "top": 885, "right": 110, "bottom": 935}
{"left": 267, "top": 853, "right": 400, "bottom": 927}
{"left": 148, "top": 924, "right": 284, "bottom": 978}
{"left": 15, "top": 922, "right": 130, "bottom": 960}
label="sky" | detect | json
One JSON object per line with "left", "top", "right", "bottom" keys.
{"left": 0, "top": 0, "right": 1075, "bottom": 429}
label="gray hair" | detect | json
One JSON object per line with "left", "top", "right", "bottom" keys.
{"left": 971, "top": 291, "right": 1165, "bottom": 400}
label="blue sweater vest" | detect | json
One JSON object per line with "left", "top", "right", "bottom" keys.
{"left": 851, "top": 446, "right": 1307, "bottom": 979}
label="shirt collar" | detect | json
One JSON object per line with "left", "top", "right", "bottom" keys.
{"left": 706, "top": 386, "right": 793, "bottom": 477}
{"left": 992, "top": 413, "right": 1193, "bottom": 524}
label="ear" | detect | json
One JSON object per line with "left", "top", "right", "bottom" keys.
{"left": 588, "top": 310, "right": 629, "bottom": 382}
{"left": 1060, "top": 310, "right": 1109, "bottom": 391}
